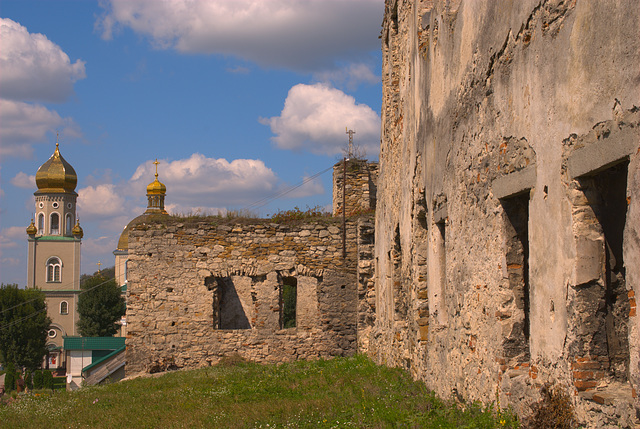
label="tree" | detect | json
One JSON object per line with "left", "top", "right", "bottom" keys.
{"left": 77, "top": 275, "right": 126, "bottom": 337}
{"left": 0, "top": 284, "right": 51, "bottom": 370}
{"left": 80, "top": 265, "right": 115, "bottom": 286}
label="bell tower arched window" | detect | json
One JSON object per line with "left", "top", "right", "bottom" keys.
{"left": 50, "top": 213, "right": 60, "bottom": 235}
{"left": 60, "top": 301, "right": 68, "bottom": 315}
{"left": 65, "top": 214, "right": 73, "bottom": 235}
{"left": 46, "top": 257, "right": 62, "bottom": 282}
{"left": 37, "top": 213, "right": 45, "bottom": 234}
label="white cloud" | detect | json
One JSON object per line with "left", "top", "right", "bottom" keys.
{"left": 0, "top": 100, "right": 80, "bottom": 158}
{"left": 97, "top": 0, "right": 383, "bottom": 72}
{"left": 130, "top": 154, "right": 280, "bottom": 209}
{"left": 0, "top": 226, "right": 24, "bottom": 263}
{"left": 261, "top": 83, "right": 380, "bottom": 156}
{"left": 0, "top": 257, "right": 21, "bottom": 266}
{"left": 10, "top": 172, "right": 36, "bottom": 189}
{"left": 78, "top": 184, "right": 126, "bottom": 217}
{"left": 313, "top": 63, "right": 380, "bottom": 90}
{"left": 226, "top": 65, "right": 250, "bottom": 75}
{"left": 0, "top": 18, "right": 86, "bottom": 103}
{"left": 282, "top": 175, "right": 325, "bottom": 199}
{"left": 2, "top": 226, "right": 25, "bottom": 240}
{"left": 80, "top": 235, "right": 118, "bottom": 274}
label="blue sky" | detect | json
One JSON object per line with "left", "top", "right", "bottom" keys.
{"left": 0, "top": 0, "right": 383, "bottom": 285}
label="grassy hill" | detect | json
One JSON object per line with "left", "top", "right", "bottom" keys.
{"left": 0, "top": 355, "right": 518, "bottom": 428}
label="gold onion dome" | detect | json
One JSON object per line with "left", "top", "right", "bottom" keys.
{"left": 35, "top": 143, "right": 77, "bottom": 193}
{"left": 146, "top": 159, "right": 166, "bottom": 195}
{"left": 26, "top": 219, "right": 37, "bottom": 235}
{"left": 146, "top": 175, "right": 166, "bottom": 195}
{"left": 72, "top": 220, "right": 83, "bottom": 238}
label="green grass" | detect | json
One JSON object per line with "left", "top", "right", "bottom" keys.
{"left": 0, "top": 355, "right": 518, "bottom": 428}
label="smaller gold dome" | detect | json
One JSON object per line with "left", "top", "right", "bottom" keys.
{"left": 72, "top": 220, "right": 83, "bottom": 238}
{"left": 146, "top": 159, "right": 166, "bottom": 195}
{"left": 35, "top": 143, "right": 77, "bottom": 194}
{"left": 146, "top": 177, "right": 166, "bottom": 195}
{"left": 26, "top": 219, "right": 37, "bottom": 236}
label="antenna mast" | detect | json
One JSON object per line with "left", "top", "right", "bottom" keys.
{"left": 346, "top": 128, "right": 356, "bottom": 159}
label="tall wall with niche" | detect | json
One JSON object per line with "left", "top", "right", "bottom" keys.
{"left": 370, "top": 0, "right": 640, "bottom": 427}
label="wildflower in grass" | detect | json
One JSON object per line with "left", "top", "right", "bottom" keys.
{"left": 92, "top": 398, "right": 99, "bottom": 405}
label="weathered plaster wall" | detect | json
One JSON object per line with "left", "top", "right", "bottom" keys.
{"left": 125, "top": 219, "right": 367, "bottom": 374}
{"left": 369, "top": 0, "right": 639, "bottom": 427}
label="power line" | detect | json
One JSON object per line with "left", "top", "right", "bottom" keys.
{"left": 4, "top": 163, "right": 336, "bottom": 328}
{"left": 0, "top": 273, "right": 121, "bottom": 331}
{"left": 0, "top": 258, "right": 124, "bottom": 316}
{"left": 242, "top": 164, "right": 335, "bottom": 211}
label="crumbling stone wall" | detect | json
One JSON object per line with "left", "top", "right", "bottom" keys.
{"left": 126, "top": 218, "right": 368, "bottom": 374}
{"left": 332, "top": 159, "right": 378, "bottom": 216}
{"left": 369, "top": 0, "right": 639, "bottom": 427}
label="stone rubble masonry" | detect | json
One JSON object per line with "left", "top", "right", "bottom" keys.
{"left": 370, "top": 1, "right": 639, "bottom": 428}
{"left": 125, "top": 217, "right": 372, "bottom": 375}
{"left": 332, "top": 159, "right": 378, "bottom": 217}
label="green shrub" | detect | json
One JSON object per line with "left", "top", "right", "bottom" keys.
{"left": 270, "top": 205, "right": 330, "bottom": 223}
{"left": 42, "top": 370, "right": 53, "bottom": 390}
{"left": 24, "top": 371, "right": 33, "bottom": 391}
{"left": 4, "top": 363, "right": 16, "bottom": 392}
{"left": 32, "top": 370, "right": 43, "bottom": 390}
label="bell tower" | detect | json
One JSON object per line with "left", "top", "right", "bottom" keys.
{"left": 26, "top": 141, "right": 83, "bottom": 353}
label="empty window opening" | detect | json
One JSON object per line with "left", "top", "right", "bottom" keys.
{"left": 392, "top": 225, "right": 406, "bottom": 318}
{"left": 65, "top": 214, "right": 73, "bottom": 235}
{"left": 430, "top": 220, "right": 447, "bottom": 325}
{"left": 205, "top": 276, "right": 250, "bottom": 330}
{"left": 501, "top": 193, "right": 531, "bottom": 362}
{"left": 37, "top": 213, "right": 44, "bottom": 234}
{"left": 571, "top": 161, "right": 630, "bottom": 384}
{"left": 589, "top": 162, "right": 629, "bottom": 382}
{"left": 281, "top": 277, "right": 297, "bottom": 329}
{"left": 50, "top": 213, "right": 60, "bottom": 235}
{"left": 46, "top": 257, "right": 61, "bottom": 282}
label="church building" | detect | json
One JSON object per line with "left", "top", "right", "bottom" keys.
{"left": 113, "top": 160, "right": 169, "bottom": 336}
{"left": 26, "top": 142, "right": 84, "bottom": 369}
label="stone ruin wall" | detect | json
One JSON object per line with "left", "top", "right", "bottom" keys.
{"left": 332, "top": 159, "right": 379, "bottom": 216}
{"left": 369, "top": 0, "right": 639, "bottom": 427}
{"left": 125, "top": 217, "right": 373, "bottom": 374}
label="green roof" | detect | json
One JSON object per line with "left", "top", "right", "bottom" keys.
{"left": 120, "top": 284, "right": 127, "bottom": 292}
{"left": 63, "top": 336, "right": 125, "bottom": 351}
{"left": 35, "top": 236, "right": 78, "bottom": 242}
{"left": 82, "top": 345, "right": 126, "bottom": 373}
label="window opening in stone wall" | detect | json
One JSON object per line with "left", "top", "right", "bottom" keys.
{"left": 433, "top": 220, "right": 447, "bottom": 325}
{"left": 392, "top": 225, "right": 406, "bottom": 318}
{"left": 60, "top": 301, "right": 68, "bottom": 315}
{"left": 50, "top": 213, "right": 59, "bottom": 235}
{"left": 500, "top": 192, "right": 531, "bottom": 362}
{"left": 427, "top": 218, "right": 447, "bottom": 326}
{"left": 281, "top": 277, "right": 297, "bottom": 329}
{"left": 46, "top": 257, "right": 61, "bottom": 282}
{"left": 415, "top": 203, "right": 429, "bottom": 342}
{"left": 571, "top": 161, "right": 630, "bottom": 386}
{"left": 205, "top": 276, "right": 250, "bottom": 330}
